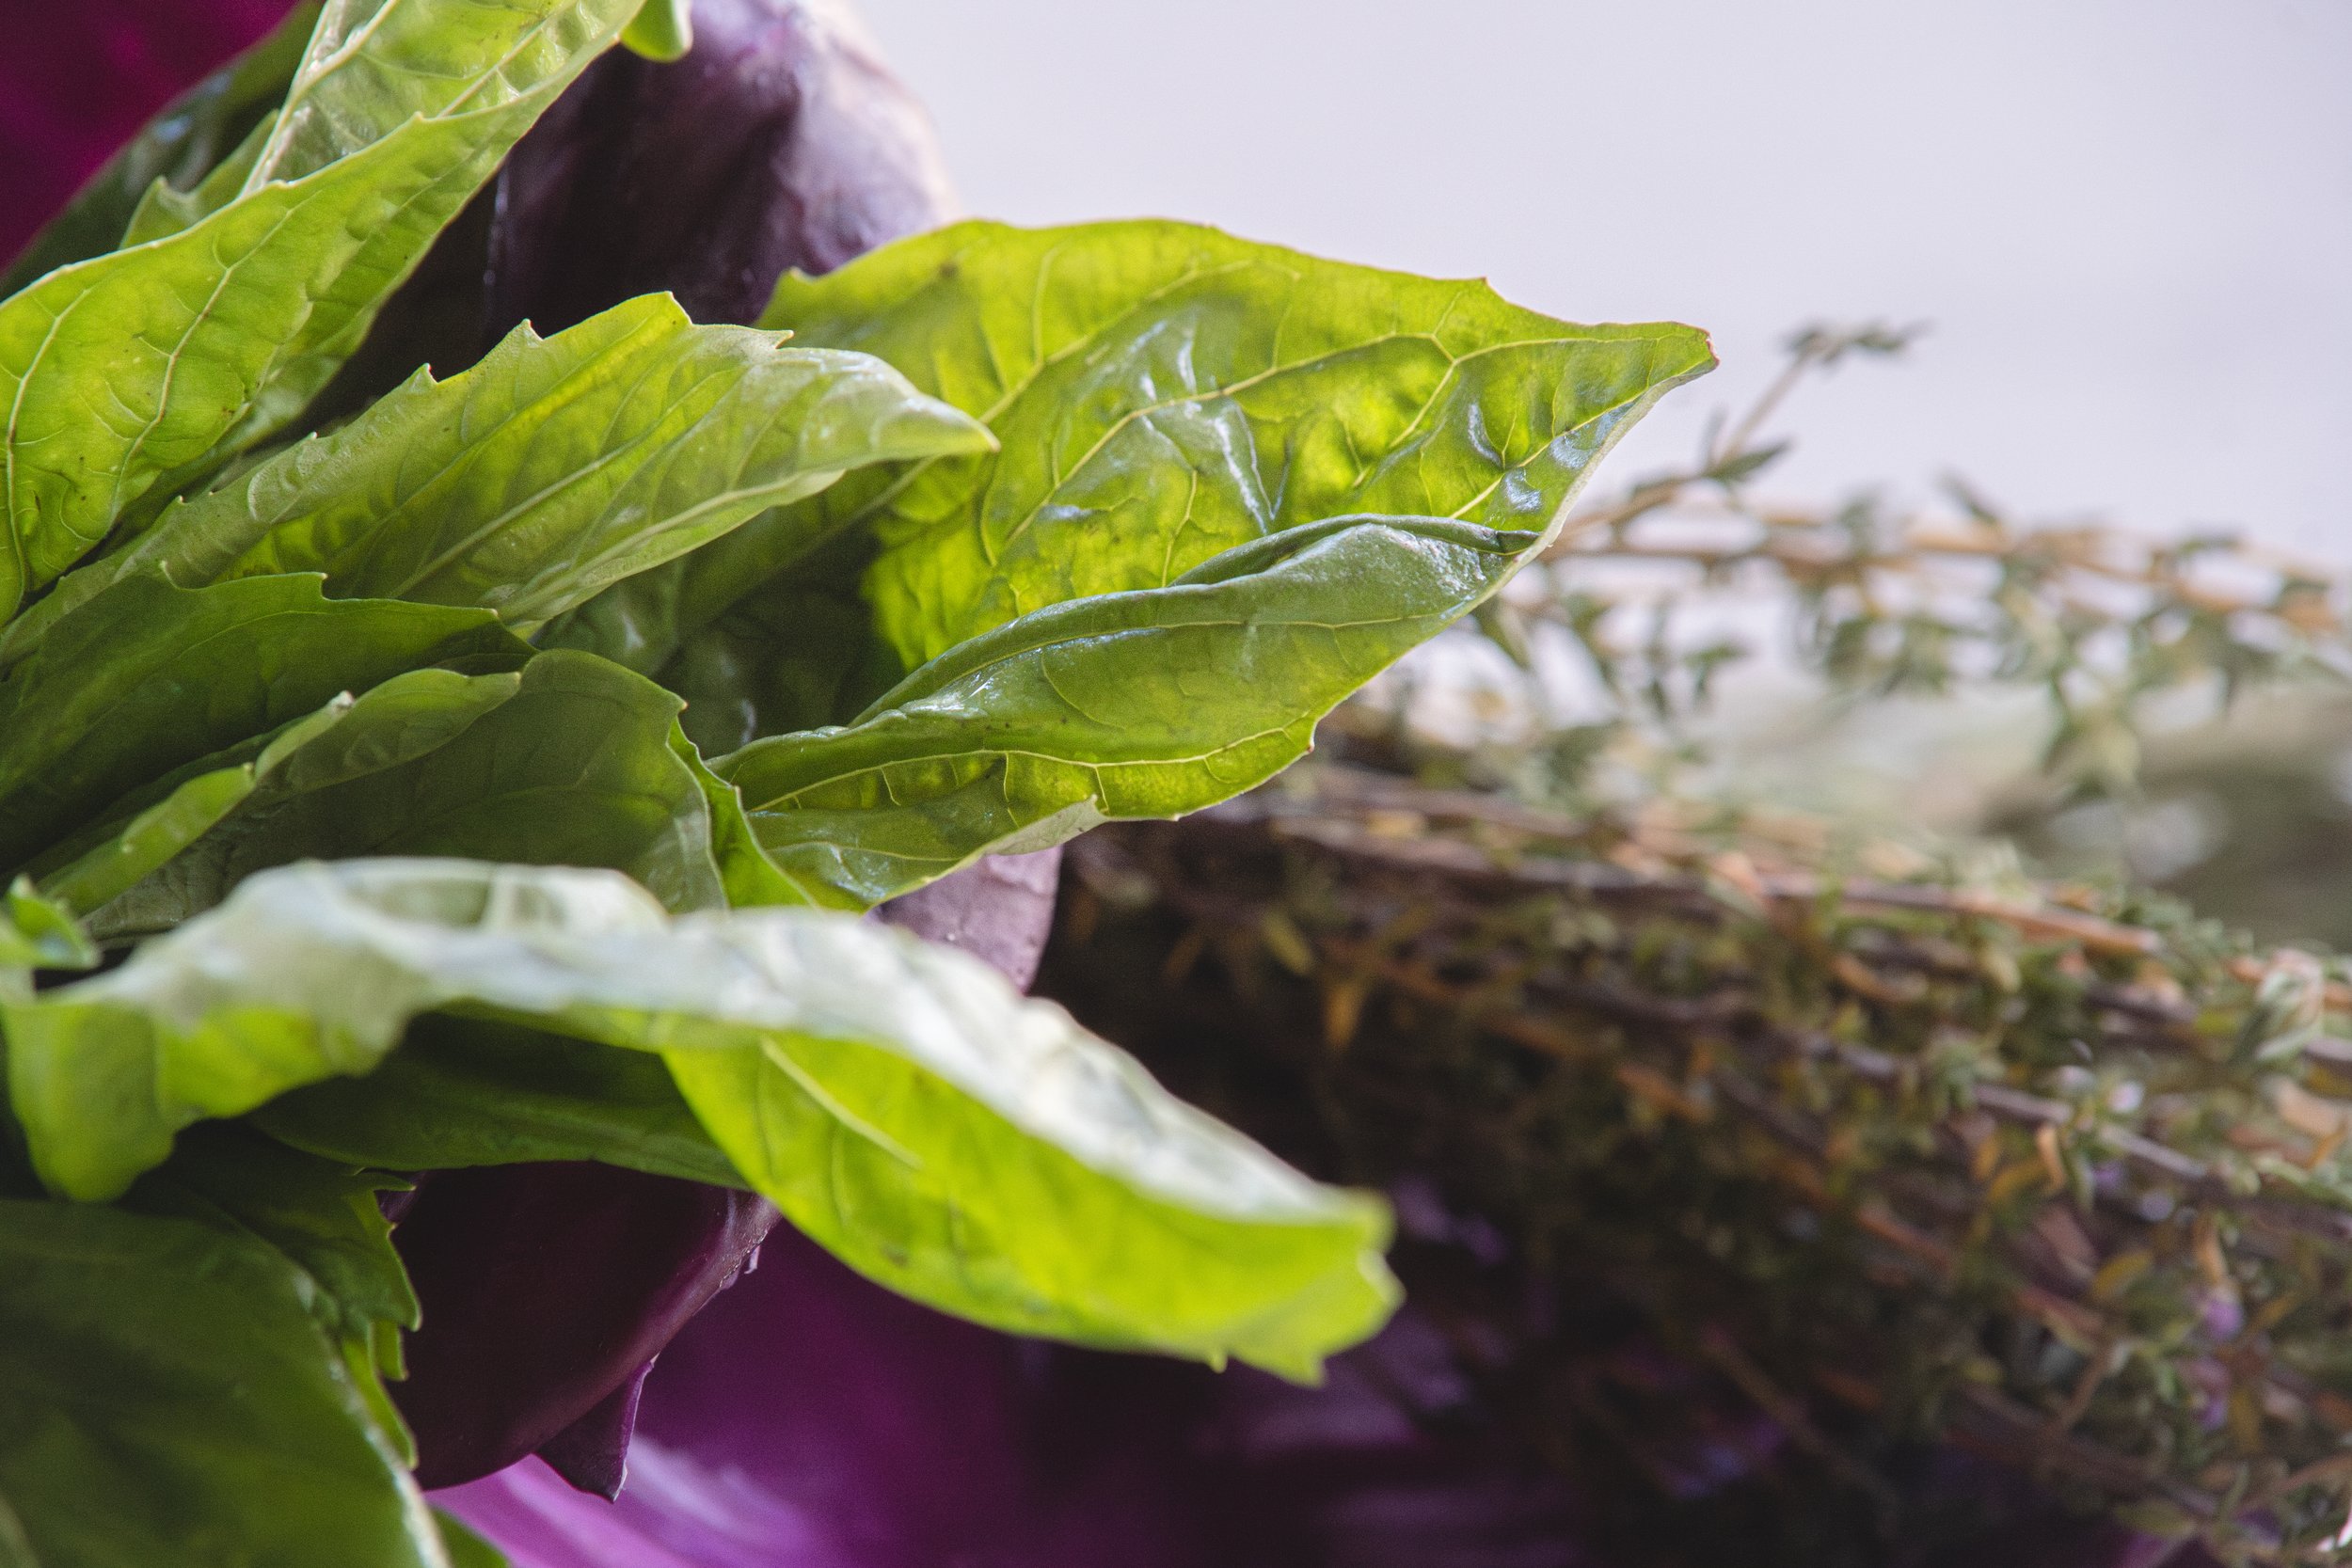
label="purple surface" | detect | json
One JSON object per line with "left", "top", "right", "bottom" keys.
{"left": 436, "top": 1224, "right": 1605, "bottom": 1568}
{"left": 0, "top": 0, "right": 290, "bottom": 263}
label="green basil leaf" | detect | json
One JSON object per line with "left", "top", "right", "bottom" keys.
{"left": 125, "top": 1123, "right": 420, "bottom": 1344}
{"left": 253, "top": 0, "right": 621, "bottom": 197}
{"left": 0, "top": 882, "right": 95, "bottom": 979}
{"left": 87, "top": 651, "right": 726, "bottom": 939}
{"left": 8, "top": 858, "right": 1395, "bottom": 1374}
{"left": 22, "top": 294, "right": 987, "bottom": 641}
{"left": 717, "top": 515, "right": 1532, "bottom": 908}
{"left": 558, "top": 219, "right": 1710, "bottom": 733}
{"left": 620, "top": 0, "right": 694, "bottom": 61}
{"left": 260, "top": 1013, "right": 743, "bottom": 1187}
{"left": 119, "top": 1121, "right": 424, "bottom": 1463}
{"left": 0, "top": 880, "right": 95, "bottom": 1007}
{"left": 32, "top": 695, "right": 358, "bottom": 917}
{"left": 0, "top": 575, "right": 527, "bottom": 879}
{"left": 117, "top": 111, "right": 281, "bottom": 251}
{"left": 0, "top": 5, "right": 321, "bottom": 298}
{"left": 0, "top": 0, "right": 639, "bottom": 618}
{"left": 671, "top": 724, "right": 818, "bottom": 909}
{"left": 31, "top": 669, "right": 520, "bottom": 927}
{"left": 435, "top": 1510, "right": 511, "bottom": 1568}
{"left": 0, "top": 1198, "right": 441, "bottom": 1568}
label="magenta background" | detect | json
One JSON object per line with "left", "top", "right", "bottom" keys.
{"left": 0, "top": 0, "right": 292, "bottom": 262}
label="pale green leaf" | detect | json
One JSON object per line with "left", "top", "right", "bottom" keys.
{"left": 7, "top": 858, "right": 1395, "bottom": 1374}
{"left": 556, "top": 219, "right": 1711, "bottom": 742}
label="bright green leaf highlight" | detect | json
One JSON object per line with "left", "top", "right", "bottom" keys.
{"left": 8, "top": 858, "right": 1395, "bottom": 1374}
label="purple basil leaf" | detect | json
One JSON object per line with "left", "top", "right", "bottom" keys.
{"left": 488, "top": 0, "right": 955, "bottom": 334}
{"left": 391, "top": 1162, "right": 772, "bottom": 1489}
{"left": 439, "top": 1226, "right": 1601, "bottom": 1568}
{"left": 873, "top": 848, "right": 1063, "bottom": 993}
{"left": 535, "top": 1357, "right": 656, "bottom": 1502}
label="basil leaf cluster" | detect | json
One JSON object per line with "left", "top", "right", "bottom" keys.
{"left": 0, "top": 2, "right": 1710, "bottom": 1562}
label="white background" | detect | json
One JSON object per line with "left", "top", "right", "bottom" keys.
{"left": 857, "top": 0, "right": 2351, "bottom": 556}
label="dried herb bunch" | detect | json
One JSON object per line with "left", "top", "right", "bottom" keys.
{"left": 1046, "top": 754, "right": 2352, "bottom": 1566}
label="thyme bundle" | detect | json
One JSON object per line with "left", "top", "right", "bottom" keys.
{"left": 1048, "top": 760, "right": 2352, "bottom": 1565}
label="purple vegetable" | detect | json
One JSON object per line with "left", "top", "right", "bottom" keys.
{"left": 436, "top": 1222, "right": 1604, "bottom": 1568}
{"left": 487, "top": 0, "right": 956, "bottom": 334}
{"left": 393, "top": 1164, "right": 773, "bottom": 1491}
{"left": 874, "top": 849, "right": 1064, "bottom": 993}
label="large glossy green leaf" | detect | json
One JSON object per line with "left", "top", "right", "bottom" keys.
{"left": 6, "top": 858, "right": 1395, "bottom": 1374}
{"left": 17, "top": 295, "right": 988, "bottom": 647}
{"left": 85, "top": 652, "right": 728, "bottom": 942}
{"left": 260, "top": 1014, "right": 743, "bottom": 1187}
{"left": 0, "top": 5, "right": 320, "bottom": 297}
{"left": 0, "top": 1199, "right": 442, "bottom": 1568}
{"left": 716, "top": 515, "right": 1533, "bottom": 908}
{"left": 123, "top": 1122, "right": 422, "bottom": 1463}
{"left": 0, "top": 574, "right": 526, "bottom": 879}
{"left": 0, "top": 0, "right": 637, "bottom": 619}
{"left": 556, "top": 219, "right": 1711, "bottom": 737}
